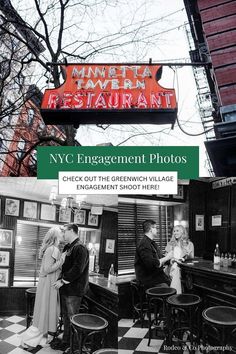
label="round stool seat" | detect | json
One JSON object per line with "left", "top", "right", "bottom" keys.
{"left": 26, "top": 287, "right": 37, "bottom": 295}
{"left": 167, "top": 294, "right": 201, "bottom": 307}
{"left": 93, "top": 349, "right": 118, "bottom": 354}
{"left": 203, "top": 306, "right": 236, "bottom": 326}
{"left": 146, "top": 287, "right": 176, "bottom": 297}
{"left": 71, "top": 314, "right": 108, "bottom": 331}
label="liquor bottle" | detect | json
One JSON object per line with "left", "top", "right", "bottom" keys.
{"left": 213, "top": 244, "right": 220, "bottom": 265}
{"left": 223, "top": 253, "right": 228, "bottom": 268}
{"left": 108, "top": 263, "right": 115, "bottom": 283}
{"left": 232, "top": 254, "right": 236, "bottom": 268}
{"left": 89, "top": 248, "right": 96, "bottom": 273}
{"left": 220, "top": 253, "right": 224, "bottom": 267}
{"left": 228, "top": 253, "right": 232, "bottom": 267}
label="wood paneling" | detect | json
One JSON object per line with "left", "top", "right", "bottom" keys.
{"left": 85, "top": 283, "right": 118, "bottom": 348}
{"left": 230, "top": 184, "right": 236, "bottom": 252}
{"left": 0, "top": 288, "right": 26, "bottom": 315}
{"left": 205, "top": 186, "right": 230, "bottom": 256}
{"left": 99, "top": 210, "right": 118, "bottom": 277}
{"left": 188, "top": 180, "right": 207, "bottom": 257}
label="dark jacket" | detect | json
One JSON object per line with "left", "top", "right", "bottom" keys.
{"left": 134, "top": 235, "right": 170, "bottom": 288}
{"left": 60, "top": 238, "right": 89, "bottom": 296}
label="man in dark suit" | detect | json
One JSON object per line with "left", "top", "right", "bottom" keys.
{"left": 52, "top": 223, "right": 89, "bottom": 353}
{"left": 135, "top": 219, "right": 173, "bottom": 289}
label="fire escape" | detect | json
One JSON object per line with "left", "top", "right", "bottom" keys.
{"left": 185, "top": 23, "right": 216, "bottom": 175}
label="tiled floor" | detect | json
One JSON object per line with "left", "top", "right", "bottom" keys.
{"left": 0, "top": 316, "right": 62, "bottom": 354}
{"left": 118, "top": 318, "right": 167, "bottom": 354}
{"left": 118, "top": 318, "right": 203, "bottom": 354}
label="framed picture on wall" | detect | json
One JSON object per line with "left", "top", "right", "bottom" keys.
{"left": 173, "top": 185, "right": 184, "bottom": 200}
{"left": 0, "top": 251, "right": 10, "bottom": 267}
{"left": 40, "top": 204, "right": 56, "bottom": 221}
{"left": 195, "top": 215, "right": 204, "bottom": 231}
{"left": 74, "top": 209, "right": 86, "bottom": 225}
{"left": 59, "top": 208, "right": 71, "bottom": 223}
{"left": 23, "top": 201, "right": 37, "bottom": 219}
{"left": 5, "top": 198, "right": 20, "bottom": 216}
{"left": 212, "top": 215, "right": 222, "bottom": 227}
{"left": 105, "top": 239, "right": 115, "bottom": 254}
{"left": 88, "top": 212, "right": 99, "bottom": 227}
{"left": 0, "top": 229, "right": 13, "bottom": 248}
{"left": 0, "top": 269, "right": 9, "bottom": 287}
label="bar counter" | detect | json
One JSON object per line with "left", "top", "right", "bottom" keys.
{"left": 85, "top": 275, "right": 118, "bottom": 348}
{"left": 89, "top": 274, "right": 118, "bottom": 295}
{"left": 179, "top": 258, "right": 236, "bottom": 307}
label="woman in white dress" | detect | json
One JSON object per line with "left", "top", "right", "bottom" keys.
{"left": 21, "top": 227, "right": 66, "bottom": 348}
{"left": 165, "top": 225, "right": 194, "bottom": 294}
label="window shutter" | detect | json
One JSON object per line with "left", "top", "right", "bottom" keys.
{"left": 14, "top": 222, "right": 38, "bottom": 282}
{"left": 118, "top": 202, "right": 173, "bottom": 274}
{"left": 14, "top": 222, "right": 51, "bottom": 284}
{"left": 118, "top": 202, "right": 136, "bottom": 273}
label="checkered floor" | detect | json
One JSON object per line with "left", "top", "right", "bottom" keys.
{"left": 118, "top": 318, "right": 168, "bottom": 354}
{"left": 118, "top": 318, "right": 203, "bottom": 354}
{"left": 0, "top": 316, "right": 62, "bottom": 354}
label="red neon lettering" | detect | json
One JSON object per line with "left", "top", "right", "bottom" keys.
{"left": 61, "top": 92, "right": 73, "bottom": 108}
{"left": 47, "top": 93, "right": 59, "bottom": 109}
{"left": 151, "top": 93, "right": 161, "bottom": 108}
{"left": 122, "top": 93, "right": 132, "bottom": 108}
{"left": 86, "top": 92, "right": 95, "bottom": 108}
{"left": 94, "top": 93, "right": 107, "bottom": 108}
{"left": 164, "top": 92, "right": 173, "bottom": 108}
{"left": 137, "top": 92, "right": 148, "bottom": 108}
{"left": 74, "top": 92, "right": 84, "bottom": 108}
{"left": 108, "top": 93, "right": 119, "bottom": 108}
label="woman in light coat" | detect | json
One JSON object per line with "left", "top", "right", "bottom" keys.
{"left": 21, "top": 227, "right": 66, "bottom": 348}
{"left": 165, "top": 225, "right": 194, "bottom": 294}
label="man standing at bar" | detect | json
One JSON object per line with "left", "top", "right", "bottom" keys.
{"left": 135, "top": 219, "right": 173, "bottom": 289}
{"left": 51, "top": 223, "right": 89, "bottom": 353}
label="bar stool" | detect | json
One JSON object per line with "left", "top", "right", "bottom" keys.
{"left": 130, "top": 280, "right": 148, "bottom": 327}
{"left": 146, "top": 286, "right": 176, "bottom": 345}
{"left": 25, "top": 287, "right": 37, "bottom": 328}
{"left": 70, "top": 314, "right": 108, "bottom": 354}
{"left": 202, "top": 306, "right": 236, "bottom": 353}
{"left": 167, "top": 294, "right": 201, "bottom": 352}
{"left": 56, "top": 296, "right": 89, "bottom": 338}
{"left": 93, "top": 349, "right": 118, "bottom": 354}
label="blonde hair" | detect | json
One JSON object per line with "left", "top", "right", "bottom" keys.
{"left": 168, "top": 225, "right": 188, "bottom": 248}
{"left": 39, "top": 227, "right": 61, "bottom": 258}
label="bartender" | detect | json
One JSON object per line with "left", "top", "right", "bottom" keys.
{"left": 134, "top": 219, "right": 173, "bottom": 289}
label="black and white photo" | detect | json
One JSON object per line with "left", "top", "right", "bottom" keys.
{"left": 88, "top": 212, "right": 98, "bottom": 227}
{"left": 23, "top": 201, "right": 38, "bottom": 219}
{"left": 0, "top": 229, "right": 13, "bottom": 248}
{"left": 0, "top": 269, "right": 9, "bottom": 287}
{"left": 5, "top": 198, "right": 20, "bottom": 216}
{"left": 59, "top": 208, "right": 71, "bottom": 223}
{"left": 0, "top": 251, "right": 10, "bottom": 267}
{"left": 40, "top": 204, "right": 56, "bottom": 221}
{"left": 74, "top": 209, "right": 86, "bottom": 225}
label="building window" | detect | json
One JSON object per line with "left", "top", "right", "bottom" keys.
{"left": 118, "top": 201, "right": 173, "bottom": 274}
{"left": 27, "top": 108, "right": 34, "bottom": 125}
{"left": 13, "top": 220, "right": 63, "bottom": 286}
{"left": 16, "top": 139, "right": 26, "bottom": 159}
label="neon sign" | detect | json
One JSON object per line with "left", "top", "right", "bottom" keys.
{"left": 41, "top": 64, "right": 177, "bottom": 125}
